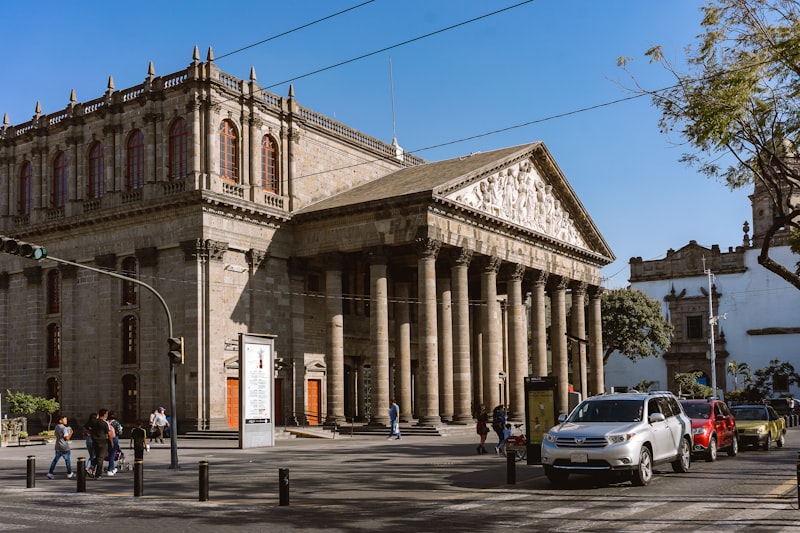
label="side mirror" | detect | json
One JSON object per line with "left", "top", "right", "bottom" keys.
{"left": 649, "top": 412, "right": 666, "bottom": 423}
{"left": 557, "top": 413, "right": 567, "bottom": 423}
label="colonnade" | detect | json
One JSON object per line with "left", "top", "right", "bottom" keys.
{"left": 323, "top": 240, "right": 604, "bottom": 425}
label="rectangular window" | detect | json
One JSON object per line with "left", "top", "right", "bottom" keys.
{"left": 686, "top": 315, "right": 704, "bottom": 339}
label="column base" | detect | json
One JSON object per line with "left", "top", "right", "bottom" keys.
{"left": 369, "top": 417, "right": 390, "bottom": 426}
{"left": 450, "top": 415, "right": 474, "bottom": 424}
{"left": 416, "top": 416, "right": 441, "bottom": 426}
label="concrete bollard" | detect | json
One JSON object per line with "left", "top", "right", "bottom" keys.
{"left": 26, "top": 456, "right": 35, "bottom": 488}
{"left": 199, "top": 461, "right": 209, "bottom": 501}
{"left": 134, "top": 460, "right": 143, "bottom": 497}
{"left": 279, "top": 468, "right": 290, "bottom": 506}
{"left": 506, "top": 450, "right": 516, "bottom": 485}
{"left": 77, "top": 457, "right": 86, "bottom": 492}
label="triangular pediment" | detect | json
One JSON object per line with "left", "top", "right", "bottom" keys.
{"left": 442, "top": 157, "right": 589, "bottom": 250}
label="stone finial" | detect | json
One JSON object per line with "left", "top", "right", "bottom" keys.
{"left": 148, "top": 61, "right": 155, "bottom": 77}
{"left": 742, "top": 220, "right": 751, "bottom": 247}
{"left": 35, "top": 100, "right": 42, "bottom": 116}
{"left": 288, "top": 84, "right": 295, "bottom": 99}
{"left": 70, "top": 88, "right": 76, "bottom": 103}
{"left": 3, "top": 112, "right": 8, "bottom": 127}
{"left": 193, "top": 45, "right": 200, "bottom": 62}
{"left": 107, "top": 75, "right": 115, "bottom": 91}
{"left": 250, "top": 66, "right": 256, "bottom": 82}
{"left": 207, "top": 46, "right": 214, "bottom": 62}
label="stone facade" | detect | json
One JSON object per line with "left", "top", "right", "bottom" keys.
{"left": 0, "top": 49, "right": 614, "bottom": 431}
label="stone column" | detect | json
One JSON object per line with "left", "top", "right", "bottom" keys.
{"left": 548, "top": 276, "right": 569, "bottom": 415}
{"left": 368, "top": 250, "right": 390, "bottom": 426}
{"left": 393, "top": 272, "right": 413, "bottom": 422}
{"left": 324, "top": 253, "right": 345, "bottom": 424}
{"left": 570, "top": 282, "right": 588, "bottom": 398}
{"left": 507, "top": 263, "right": 528, "bottom": 420}
{"left": 588, "top": 286, "right": 605, "bottom": 396}
{"left": 480, "top": 256, "right": 502, "bottom": 410}
{"left": 450, "top": 248, "right": 473, "bottom": 423}
{"left": 437, "top": 276, "right": 454, "bottom": 422}
{"left": 416, "top": 237, "right": 440, "bottom": 425}
{"left": 530, "top": 270, "right": 548, "bottom": 377}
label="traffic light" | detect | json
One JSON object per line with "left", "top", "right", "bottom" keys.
{"left": 167, "top": 336, "right": 184, "bottom": 365}
{"left": 0, "top": 236, "right": 46, "bottom": 260}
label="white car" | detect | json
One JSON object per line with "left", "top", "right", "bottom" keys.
{"left": 541, "top": 391, "right": 692, "bottom": 486}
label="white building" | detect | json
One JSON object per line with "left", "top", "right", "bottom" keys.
{"left": 605, "top": 184, "right": 800, "bottom": 398}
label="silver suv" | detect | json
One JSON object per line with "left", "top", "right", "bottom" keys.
{"left": 541, "top": 391, "right": 692, "bottom": 486}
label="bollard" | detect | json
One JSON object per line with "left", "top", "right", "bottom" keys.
{"left": 506, "top": 450, "right": 516, "bottom": 485}
{"left": 279, "top": 467, "right": 290, "bottom": 506}
{"left": 77, "top": 457, "right": 86, "bottom": 493}
{"left": 26, "top": 456, "right": 35, "bottom": 488}
{"left": 134, "top": 460, "right": 143, "bottom": 497}
{"left": 199, "top": 461, "right": 209, "bottom": 501}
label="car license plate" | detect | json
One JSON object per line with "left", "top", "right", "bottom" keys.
{"left": 571, "top": 453, "right": 588, "bottom": 463}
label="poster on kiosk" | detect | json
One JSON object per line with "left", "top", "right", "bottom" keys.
{"left": 524, "top": 376, "right": 558, "bottom": 465}
{"left": 239, "top": 333, "right": 276, "bottom": 449}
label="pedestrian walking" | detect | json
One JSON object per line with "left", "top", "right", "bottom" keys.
{"left": 83, "top": 412, "right": 97, "bottom": 475}
{"left": 387, "top": 400, "right": 401, "bottom": 440}
{"left": 46, "top": 415, "right": 75, "bottom": 479}
{"left": 90, "top": 409, "right": 112, "bottom": 479}
{"left": 491, "top": 405, "right": 506, "bottom": 454}
{"left": 475, "top": 405, "right": 490, "bottom": 454}
{"left": 130, "top": 420, "right": 149, "bottom": 461}
{"left": 152, "top": 407, "right": 168, "bottom": 443}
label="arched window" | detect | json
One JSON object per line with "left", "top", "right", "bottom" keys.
{"left": 261, "top": 135, "right": 279, "bottom": 193}
{"left": 121, "top": 257, "right": 138, "bottom": 306}
{"left": 47, "top": 270, "right": 60, "bottom": 314}
{"left": 122, "top": 315, "right": 137, "bottom": 365}
{"left": 219, "top": 119, "right": 238, "bottom": 182}
{"left": 47, "top": 323, "right": 60, "bottom": 368}
{"left": 169, "top": 118, "right": 188, "bottom": 180}
{"left": 126, "top": 130, "right": 145, "bottom": 190}
{"left": 46, "top": 377, "right": 60, "bottom": 405}
{"left": 122, "top": 374, "right": 138, "bottom": 424}
{"left": 52, "top": 151, "right": 67, "bottom": 208}
{"left": 87, "top": 142, "right": 104, "bottom": 199}
{"left": 18, "top": 161, "right": 32, "bottom": 215}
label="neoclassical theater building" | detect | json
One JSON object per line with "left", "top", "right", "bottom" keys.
{"left": 0, "top": 48, "right": 613, "bottom": 431}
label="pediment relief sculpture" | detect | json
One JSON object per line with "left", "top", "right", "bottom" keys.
{"left": 445, "top": 160, "right": 588, "bottom": 249}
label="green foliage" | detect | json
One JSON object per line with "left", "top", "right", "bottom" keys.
{"left": 600, "top": 288, "right": 674, "bottom": 364}
{"left": 674, "top": 371, "right": 712, "bottom": 398}
{"left": 4, "top": 390, "right": 60, "bottom": 430}
{"left": 621, "top": 0, "right": 800, "bottom": 290}
{"left": 726, "top": 360, "right": 752, "bottom": 390}
{"left": 634, "top": 380, "right": 658, "bottom": 392}
{"left": 5, "top": 390, "right": 38, "bottom": 416}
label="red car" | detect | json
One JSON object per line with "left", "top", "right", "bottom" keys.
{"left": 679, "top": 399, "right": 738, "bottom": 461}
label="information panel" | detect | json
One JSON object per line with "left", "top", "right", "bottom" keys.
{"left": 524, "top": 376, "right": 558, "bottom": 464}
{"left": 239, "top": 333, "right": 276, "bottom": 449}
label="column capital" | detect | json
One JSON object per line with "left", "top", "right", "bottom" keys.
{"left": 415, "top": 237, "right": 441, "bottom": 259}
{"left": 449, "top": 247, "right": 473, "bottom": 267}
{"left": 546, "top": 275, "right": 569, "bottom": 293}
{"left": 478, "top": 255, "right": 501, "bottom": 274}
{"left": 531, "top": 269, "right": 548, "bottom": 287}
{"left": 246, "top": 249, "right": 268, "bottom": 270}
{"left": 588, "top": 284, "right": 605, "bottom": 298}
{"left": 570, "top": 280, "right": 587, "bottom": 295}
{"left": 502, "top": 262, "right": 526, "bottom": 282}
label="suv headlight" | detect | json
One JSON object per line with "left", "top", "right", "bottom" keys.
{"left": 543, "top": 433, "right": 557, "bottom": 442}
{"left": 692, "top": 427, "right": 707, "bottom": 436}
{"left": 607, "top": 432, "right": 635, "bottom": 444}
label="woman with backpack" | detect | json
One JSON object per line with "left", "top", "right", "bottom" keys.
{"left": 491, "top": 405, "right": 506, "bottom": 454}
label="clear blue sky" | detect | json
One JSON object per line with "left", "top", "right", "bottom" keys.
{"left": 0, "top": 1, "right": 751, "bottom": 287}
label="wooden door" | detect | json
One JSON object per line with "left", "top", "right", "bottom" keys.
{"left": 307, "top": 379, "right": 321, "bottom": 425}
{"left": 226, "top": 377, "right": 239, "bottom": 428}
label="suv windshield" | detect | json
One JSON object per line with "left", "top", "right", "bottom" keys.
{"left": 568, "top": 399, "right": 643, "bottom": 423}
{"left": 682, "top": 403, "right": 711, "bottom": 419}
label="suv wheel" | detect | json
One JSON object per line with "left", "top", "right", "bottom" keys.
{"left": 705, "top": 436, "right": 717, "bottom": 462}
{"left": 672, "top": 437, "right": 691, "bottom": 473}
{"left": 727, "top": 435, "right": 738, "bottom": 457}
{"left": 631, "top": 446, "right": 652, "bottom": 486}
{"left": 544, "top": 466, "right": 569, "bottom": 486}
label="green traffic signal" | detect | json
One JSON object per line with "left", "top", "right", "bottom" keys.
{"left": 0, "top": 236, "right": 46, "bottom": 261}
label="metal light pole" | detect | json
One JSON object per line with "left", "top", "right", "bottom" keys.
{"left": 46, "top": 255, "right": 180, "bottom": 469}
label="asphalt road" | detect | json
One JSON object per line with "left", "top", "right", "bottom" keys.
{"left": 1, "top": 427, "right": 798, "bottom": 532}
